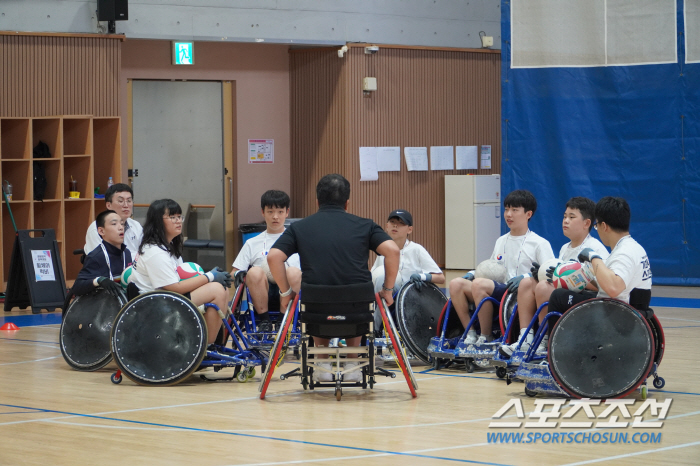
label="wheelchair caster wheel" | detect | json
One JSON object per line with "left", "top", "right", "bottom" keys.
{"left": 335, "top": 387, "right": 342, "bottom": 401}
{"left": 237, "top": 371, "right": 249, "bottom": 383}
{"left": 653, "top": 377, "right": 665, "bottom": 389}
{"left": 111, "top": 372, "right": 122, "bottom": 384}
{"left": 432, "top": 358, "right": 441, "bottom": 370}
{"left": 302, "top": 378, "right": 309, "bottom": 390}
{"left": 246, "top": 367, "right": 256, "bottom": 379}
{"left": 369, "top": 377, "right": 375, "bottom": 389}
{"left": 525, "top": 387, "right": 537, "bottom": 397}
{"left": 496, "top": 367, "right": 507, "bottom": 379}
{"left": 466, "top": 360, "right": 475, "bottom": 373}
{"left": 641, "top": 385, "right": 648, "bottom": 400}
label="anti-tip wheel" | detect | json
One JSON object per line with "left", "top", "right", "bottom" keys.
{"left": 335, "top": 387, "right": 342, "bottom": 401}
{"left": 524, "top": 387, "right": 537, "bottom": 397}
{"left": 653, "top": 377, "right": 665, "bottom": 389}
{"left": 111, "top": 372, "right": 122, "bottom": 384}
{"left": 641, "top": 385, "right": 648, "bottom": 400}
{"left": 496, "top": 367, "right": 507, "bottom": 379}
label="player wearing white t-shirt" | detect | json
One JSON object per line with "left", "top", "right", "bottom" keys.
{"left": 130, "top": 199, "right": 232, "bottom": 344}
{"left": 449, "top": 190, "right": 555, "bottom": 344}
{"left": 550, "top": 197, "right": 652, "bottom": 315}
{"left": 84, "top": 184, "right": 143, "bottom": 256}
{"left": 231, "top": 190, "right": 302, "bottom": 328}
{"left": 371, "top": 209, "right": 444, "bottom": 293}
{"left": 502, "top": 197, "right": 609, "bottom": 357}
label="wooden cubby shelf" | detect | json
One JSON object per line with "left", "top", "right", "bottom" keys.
{"left": 0, "top": 116, "right": 121, "bottom": 291}
{"left": 1, "top": 119, "right": 31, "bottom": 160}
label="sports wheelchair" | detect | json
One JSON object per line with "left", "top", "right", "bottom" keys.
{"left": 373, "top": 281, "right": 448, "bottom": 365}
{"left": 59, "top": 281, "right": 269, "bottom": 385}
{"left": 428, "top": 290, "right": 519, "bottom": 374}
{"left": 259, "top": 282, "right": 418, "bottom": 401}
{"left": 515, "top": 289, "right": 665, "bottom": 399}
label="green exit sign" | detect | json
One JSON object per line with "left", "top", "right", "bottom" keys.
{"left": 172, "top": 41, "right": 194, "bottom": 65}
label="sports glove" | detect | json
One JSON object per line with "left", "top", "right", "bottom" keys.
{"left": 462, "top": 271, "right": 475, "bottom": 281}
{"left": 530, "top": 262, "right": 541, "bottom": 282}
{"left": 233, "top": 270, "right": 247, "bottom": 288}
{"left": 506, "top": 273, "right": 530, "bottom": 293}
{"left": 408, "top": 273, "right": 431, "bottom": 290}
{"left": 206, "top": 267, "right": 233, "bottom": 289}
{"left": 578, "top": 248, "right": 602, "bottom": 264}
{"left": 545, "top": 266, "right": 556, "bottom": 285}
{"left": 97, "top": 277, "right": 122, "bottom": 297}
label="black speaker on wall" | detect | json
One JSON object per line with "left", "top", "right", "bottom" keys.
{"left": 97, "top": 0, "right": 128, "bottom": 22}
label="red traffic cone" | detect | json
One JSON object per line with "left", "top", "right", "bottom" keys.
{"left": 0, "top": 322, "right": 19, "bottom": 330}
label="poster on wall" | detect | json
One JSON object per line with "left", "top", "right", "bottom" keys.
{"left": 480, "top": 145, "right": 492, "bottom": 169}
{"left": 248, "top": 139, "right": 274, "bottom": 164}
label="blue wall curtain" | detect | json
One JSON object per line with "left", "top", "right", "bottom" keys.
{"left": 501, "top": 0, "right": 700, "bottom": 285}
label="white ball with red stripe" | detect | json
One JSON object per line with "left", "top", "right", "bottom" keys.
{"left": 177, "top": 262, "right": 204, "bottom": 281}
{"left": 551, "top": 260, "right": 595, "bottom": 291}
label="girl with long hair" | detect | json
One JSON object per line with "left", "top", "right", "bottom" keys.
{"left": 130, "top": 199, "right": 231, "bottom": 343}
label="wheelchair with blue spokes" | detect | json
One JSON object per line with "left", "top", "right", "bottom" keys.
{"left": 259, "top": 282, "right": 417, "bottom": 401}
{"left": 58, "top": 280, "right": 269, "bottom": 385}
{"left": 515, "top": 290, "right": 666, "bottom": 400}
{"left": 428, "top": 289, "right": 519, "bottom": 373}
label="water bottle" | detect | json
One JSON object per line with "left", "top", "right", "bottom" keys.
{"left": 107, "top": 177, "right": 113, "bottom": 189}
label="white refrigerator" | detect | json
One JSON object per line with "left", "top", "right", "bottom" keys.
{"left": 445, "top": 175, "right": 501, "bottom": 270}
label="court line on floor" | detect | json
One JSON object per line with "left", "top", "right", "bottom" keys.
{"left": 0, "top": 337, "right": 59, "bottom": 345}
{"left": 228, "top": 441, "right": 495, "bottom": 466}
{"left": 0, "top": 355, "right": 61, "bottom": 366}
{"left": 559, "top": 440, "right": 700, "bottom": 466}
{"left": 0, "top": 403, "right": 510, "bottom": 465}
{"left": 656, "top": 316, "right": 700, "bottom": 323}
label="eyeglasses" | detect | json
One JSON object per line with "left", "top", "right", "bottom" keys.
{"left": 114, "top": 198, "right": 133, "bottom": 206}
{"left": 164, "top": 215, "right": 185, "bottom": 223}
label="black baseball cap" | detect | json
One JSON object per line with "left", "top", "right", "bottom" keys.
{"left": 387, "top": 209, "right": 413, "bottom": 226}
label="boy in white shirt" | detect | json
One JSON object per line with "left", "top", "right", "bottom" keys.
{"left": 231, "top": 190, "right": 302, "bottom": 331}
{"left": 371, "top": 209, "right": 444, "bottom": 293}
{"left": 84, "top": 183, "right": 143, "bottom": 256}
{"left": 448, "top": 190, "right": 555, "bottom": 344}
{"left": 500, "top": 197, "right": 609, "bottom": 356}
{"left": 549, "top": 196, "right": 651, "bottom": 314}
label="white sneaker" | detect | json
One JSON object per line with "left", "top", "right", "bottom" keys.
{"left": 343, "top": 362, "right": 362, "bottom": 382}
{"left": 536, "top": 336, "right": 549, "bottom": 355}
{"left": 313, "top": 361, "right": 333, "bottom": 382}
{"left": 499, "top": 340, "right": 530, "bottom": 357}
{"left": 476, "top": 335, "right": 493, "bottom": 345}
{"left": 465, "top": 329, "right": 478, "bottom": 344}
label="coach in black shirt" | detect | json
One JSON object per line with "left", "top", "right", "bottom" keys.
{"left": 268, "top": 173, "right": 400, "bottom": 349}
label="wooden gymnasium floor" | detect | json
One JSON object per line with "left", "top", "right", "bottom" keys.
{"left": 1, "top": 281, "right": 699, "bottom": 465}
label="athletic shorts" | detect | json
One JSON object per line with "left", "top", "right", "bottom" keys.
{"left": 491, "top": 282, "right": 509, "bottom": 303}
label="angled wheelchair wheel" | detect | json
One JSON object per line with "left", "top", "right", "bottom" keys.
{"left": 111, "top": 291, "right": 208, "bottom": 386}
{"left": 377, "top": 295, "right": 418, "bottom": 397}
{"left": 548, "top": 298, "right": 655, "bottom": 399}
{"left": 395, "top": 282, "right": 448, "bottom": 364}
{"left": 499, "top": 290, "right": 519, "bottom": 344}
{"left": 259, "top": 295, "right": 299, "bottom": 399}
{"left": 60, "top": 288, "right": 127, "bottom": 371}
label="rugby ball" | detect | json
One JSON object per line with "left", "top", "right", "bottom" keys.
{"left": 177, "top": 262, "right": 204, "bottom": 281}
{"left": 538, "top": 258, "right": 563, "bottom": 283}
{"left": 474, "top": 259, "right": 507, "bottom": 283}
{"left": 120, "top": 265, "right": 133, "bottom": 291}
{"left": 551, "top": 260, "right": 594, "bottom": 291}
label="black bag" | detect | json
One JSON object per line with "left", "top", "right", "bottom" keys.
{"left": 33, "top": 141, "right": 50, "bottom": 201}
